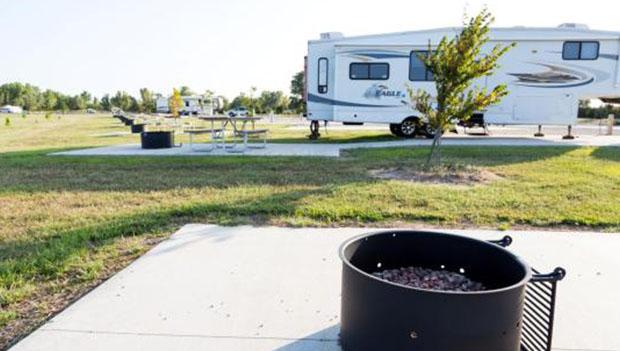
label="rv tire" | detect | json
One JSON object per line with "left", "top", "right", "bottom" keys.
{"left": 399, "top": 117, "right": 419, "bottom": 138}
{"left": 419, "top": 123, "right": 436, "bottom": 139}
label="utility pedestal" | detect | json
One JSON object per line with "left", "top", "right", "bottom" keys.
{"left": 608, "top": 114, "right": 615, "bottom": 135}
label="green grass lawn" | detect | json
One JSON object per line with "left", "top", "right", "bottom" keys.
{"left": 1, "top": 113, "right": 619, "bottom": 348}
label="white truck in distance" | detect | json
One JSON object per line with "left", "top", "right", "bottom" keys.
{"left": 227, "top": 107, "right": 249, "bottom": 117}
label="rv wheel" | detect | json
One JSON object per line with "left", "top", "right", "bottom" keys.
{"left": 419, "top": 123, "right": 436, "bottom": 139}
{"left": 399, "top": 118, "right": 418, "bottom": 138}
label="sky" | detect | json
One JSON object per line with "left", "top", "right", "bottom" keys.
{"left": 1, "top": 0, "right": 619, "bottom": 99}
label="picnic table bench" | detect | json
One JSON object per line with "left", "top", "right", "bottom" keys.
{"left": 197, "top": 116, "right": 267, "bottom": 152}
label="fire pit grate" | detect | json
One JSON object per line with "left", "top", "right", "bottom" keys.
{"left": 520, "top": 268, "right": 566, "bottom": 351}
{"left": 339, "top": 231, "right": 567, "bottom": 351}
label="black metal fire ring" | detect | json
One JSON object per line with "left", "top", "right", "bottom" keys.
{"left": 339, "top": 230, "right": 533, "bottom": 295}
{"left": 338, "top": 230, "right": 564, "bottom": 351}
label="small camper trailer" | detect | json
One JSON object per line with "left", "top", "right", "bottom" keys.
{"left": 156, "top": 95, "right": 214, "bottom": 116}
{"left": 305, "top": 24, "right": 620, "bottom": 138}
{"left": 0, "top": 105, "right": 23, "bottom": 114}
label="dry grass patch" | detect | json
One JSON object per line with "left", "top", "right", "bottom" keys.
{"left": 369, "top": 165, "right": 502, "bottom": 186}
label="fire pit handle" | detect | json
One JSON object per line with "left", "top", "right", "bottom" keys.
{"left": 521, "top": 267, "right": 567, "bottom": 351}
{"left": 488, "top": 235, "right": 513, "bottom": 248}
{"left": 531, "top": 267, "right": 567, "bottom": 282}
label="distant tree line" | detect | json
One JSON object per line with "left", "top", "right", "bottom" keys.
{"left": 0, "top": 82, "right": 159, "bottom": 113}
{"left": 0, "top": 72, "right": 307, "bottom": 114}
{"left": 221, "top": 72, "right": 305, "bottom": 115}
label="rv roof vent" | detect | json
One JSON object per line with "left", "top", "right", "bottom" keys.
{"left": 320, "top": 32, "right": 344, "bottom": 40}
{"left": 558, "top": 23, "right": 589, "bottom": 30}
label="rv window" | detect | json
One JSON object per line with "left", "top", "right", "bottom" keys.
{"left": 318, "top": 58, "right": 328, "bottom": 94}
{"left": 349, "top": 63, "right": 389, "bottom": 80}
{"left": 369, "top": 64, "right": 389, "bottom": 79}
{"left": 319, "top": 57, "right": 329, "bottom": 94}
{"left": 563, "top": 41, "right": 599, "bottom": 60}
{"left": 409, "top": 51, "right": 433, "bottom": 81}
{"left": 350, "top": 63, "right": 369, "bottom": 79}
{"left": 580, "top": 42, "right": 599, "bottom": 60}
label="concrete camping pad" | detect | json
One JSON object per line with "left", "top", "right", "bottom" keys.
{"left": 11, "top": 225, "right": 620, "bottom": 351}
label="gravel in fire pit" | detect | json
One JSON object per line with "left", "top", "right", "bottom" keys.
{"left": 372, "top": 266, "right": 486, "bottom": 292}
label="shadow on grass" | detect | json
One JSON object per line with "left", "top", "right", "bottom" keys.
{"left": 590, "top": 147, "right": 620, "bottom": 162}
{"left": 347, "top": 145, "right": 580, "bottom": 167}
{"left": 0, "top": 187, "right": 330, "bottom": 285}
{"left": 0, "top": 146, "right": 580, "bottom": 193}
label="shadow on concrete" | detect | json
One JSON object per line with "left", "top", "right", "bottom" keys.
{"left": 271, "top": 133, "right": 397, "bottom": 145}
{"left": 273, "top": 325, "right": 341, "bottom": 351}
{"left": 147, "top": 225, "right": 240, "bottom": 257}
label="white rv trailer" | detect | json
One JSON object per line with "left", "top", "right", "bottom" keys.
{"left": 0, "top": 105, "right": 23, "bottom": 114}
{"left": 155, "top": 95, "right": 214, "bottom": 115}
{"left": 305, "top": 24, "right": 620, "bottom": 138}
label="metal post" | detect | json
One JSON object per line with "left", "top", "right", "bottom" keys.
{"left": 562, "top": 125, "right": 575, "bottom": 140}
{"left": 608, "top": 114, "right": 615, "bottom": 136}
{"left": 534, "top": 125, "right": 544, "bottom": 137}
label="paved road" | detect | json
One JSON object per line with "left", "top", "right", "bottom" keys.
{"left": 12, "top": 225, "right": 620, "bottom": 351}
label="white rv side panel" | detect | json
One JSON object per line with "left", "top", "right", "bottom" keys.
{"left": 306, "top": 27, "right": 620, "bottom": 128}
{"left": 616, "top": 39, "right": 620, "bottom": 87}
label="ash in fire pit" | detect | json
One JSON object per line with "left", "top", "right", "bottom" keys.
{"left": 373, "top": 266, "right": 486, "bottom": 292}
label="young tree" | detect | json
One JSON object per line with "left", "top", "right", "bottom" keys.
{"left": 111, "top": 91, "right": 137, "bottom": 112}
{"left": 69, "top": 94, "right": 88, "bottom": 111}
{"left": 179, "top": 86, "right": 194, "bottom": 96}
{"left": 289, "top": 71, "right": 305, "bottom": 113}
{"left": 409, "top": 9, "right": 514, "bottom": 166}
{"left": 290, "top": 71, "right": 304, "bottom": 97}
{"left": 139, "top": 88, "right": 156, "bottom": 113}
{"left": 56, "top": 96, "right": 70, "bottom": 113}
{"left": 79, "top": 91, "right": 92, "bottom": 106}
{"left": 42, "top": 90, "right": 59, "bottom": 111}
{"left": 169, "top": 88, "right": 183, "bottom": 118}
{"left": 230, "top": 93, "right": 251, "bottom": 110}
{"left": 258, "top": 91, "right": 289, "bottom": 114}
{"left": 90, "top": 97, "right": 101, "bottom": 110}
{"left": 249, "top": 86, "right": 257, "bottom": 115}
{"left": 100, "top": 94, "right": 112, "bottom": 111}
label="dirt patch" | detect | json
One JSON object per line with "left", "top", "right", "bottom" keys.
{"left": 370, "top": 166, "right": 502, "bottom": 186}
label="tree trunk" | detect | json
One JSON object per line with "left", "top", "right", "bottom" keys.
{"left": 426, "top": 130, "right": 444, "bottom": 168}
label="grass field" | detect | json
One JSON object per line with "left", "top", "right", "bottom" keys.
{"left": 1, "top": 113, "right": 619, "bottom": 348}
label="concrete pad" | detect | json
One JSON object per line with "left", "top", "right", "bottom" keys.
{"left": 52, "top": 143, "right": 343, "bottom": 157}
{"left": 51, "top": 134, "right": 620, "bottom": 158}
{"left": 11, "top": 225, "right": 620, "bottom": 351}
